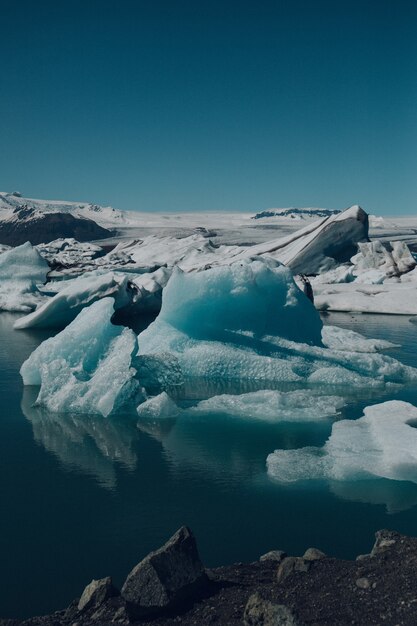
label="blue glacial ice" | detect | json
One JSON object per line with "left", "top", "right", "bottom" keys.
{"left": 267, "top": 400, "right": 417, "bottom": 484}
{"left": 20, "top": 298, "right": 144, "bottom": 417}
{"left": 137, "top": 258, "right": 417, "bottom": 387}
{"left": 20, "top": 258, "right": 417, "bottom": 418}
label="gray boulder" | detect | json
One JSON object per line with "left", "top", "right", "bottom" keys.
{"left": 244, "top": 593, "right": 300, "bottom": 625}
{"left": 260, "top": 550, "right": 287, "bottom": 563}
{"left": 277, "top": 557, "right": 310, "bottom": 584}
{"left": 78, "top": 576, "right": 118, "bottom": 612}
{"left": 121, "top": 526, "right": 207, "bottom": 615}
{"left": 371, "top": 529, "right": 398, "bottom": 557}
{"left": 302, "top": 547, "right": 326, "bottom": 561}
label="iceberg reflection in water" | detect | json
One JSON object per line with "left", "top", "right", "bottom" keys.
{"left": 21, "top": 387, "right": 141, "bottom": 489}
{"left": 21, "top": 374, "right": 417, "bottom": 514}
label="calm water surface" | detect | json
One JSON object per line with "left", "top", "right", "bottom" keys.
{"left": 1, "top": 312, "right": 417, "bottom": 618}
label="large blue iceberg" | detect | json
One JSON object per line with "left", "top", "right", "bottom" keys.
{"left": 20, "top": 258, "right": 417, "bottom": 418}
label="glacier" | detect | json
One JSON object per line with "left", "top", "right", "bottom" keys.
{"left": 267, "top": 400, "right": 417, "bottom": 485}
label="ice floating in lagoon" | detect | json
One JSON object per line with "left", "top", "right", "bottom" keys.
{"left": 321, "top": 325, "right": 397, "bottom": 353}
{"left": 14, "top": 272, "right": 131, "bottom": 329}
{"left": 267, "top": 401, "right": 417, "bottom": 484}
{"left": 20, "top": 259, "right": 417, "bottom": 418}
{"left": 0, "top": 242, "right": 49, "bottom": 312}
{"left": 140, "top": 257, "right": 323, "bottom": 347}
{"left": 189, "top": 389, "right": 344, "bottom": 422}
{"left": 137, "top": 392, "right": 180, "bottom": 420}
{"left": 138, "top": 259, "right": 417, "bottom": 387}
{"left": 20, "top": 298, "right": 144, "bottom": 417}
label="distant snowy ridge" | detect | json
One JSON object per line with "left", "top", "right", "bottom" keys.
{"left": 0, "top": 191, "right": 129, "bottom": 228}
{"left": 252, "top": 207, "right": 341, "bottom": 220}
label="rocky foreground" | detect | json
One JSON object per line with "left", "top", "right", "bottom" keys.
{"left": 3, "top": 527, "right": 417, "bottom": 626}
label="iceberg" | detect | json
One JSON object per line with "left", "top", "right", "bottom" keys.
{"left": 267, "top": 400, "right": 417, "bottom": 484}
{"left": 20, "top": 298, "right": 144, "bottom": 417}
{"left": 240, "top": 205, "right": 369, "bottom": 275}
{"left": 351, "top": 241, "right": 416, "bottom": 278}
{"left": 20, "top": 258, "right": 417, "bottom": 418}
{"left": 0, "top": 241, "right": 49, "bottom": 312}
{"left": 14, "top": 272, "right": 131, "bottom": 329}
{"left": 138, "top": 258, "right": 417, "bottom": 387}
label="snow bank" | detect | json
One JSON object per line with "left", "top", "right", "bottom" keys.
{"left": 20, "top": 298, "right": 143, "bottom": 416}
{"left": 14, "top": 272, "right": 131, "bottom": 329}
{"left": 0, "top": 242, "right": 49, "bottom": 312}
{"left": 267, "top": 401, "right": 417, "bottom": 484}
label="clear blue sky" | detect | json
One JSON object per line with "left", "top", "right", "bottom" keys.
{"left": 1, "top": 0, "right": 416, "bottom": 214}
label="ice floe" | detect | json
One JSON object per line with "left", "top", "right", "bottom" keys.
{"left": 267, "top": 400, "right": 417, "bottom": 484}
{"left": 188, "top": 389, "right": 344, "bottom": 422}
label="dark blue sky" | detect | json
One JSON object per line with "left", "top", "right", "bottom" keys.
{"left": 1, "top": 0, "right": 416, "bottom": 214}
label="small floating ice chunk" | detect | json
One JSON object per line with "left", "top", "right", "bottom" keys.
{"left": 189, "top": 389, "right": 344, "bottom": 422}
{"left": 321, "top": 325, "right": 397, "bottom": 353}
{"left": 137, "top": 392, "right": 180, "bottom": 420}
{"left": 267, "top": 400, "right": 417, "bottom": 484}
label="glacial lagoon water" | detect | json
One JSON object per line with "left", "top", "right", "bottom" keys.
{"left": 2, "top": 312, "right": 417, "bottom": 618}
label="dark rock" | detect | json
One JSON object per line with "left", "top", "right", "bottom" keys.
{"left": 244, "top": 592, "right": 300, "bottom": 625}
{"left": 371, "top": 529, "right": 398, "bottom": 557}
{"left": 121, "top": 526, "right": 207, "bottom": 615}
{"left": 77, "top": 576, "right": 118, "bottom": 612}
{"left": 259, "top": 550, "right": 287, "bottom": 563}
{"left": 355, "top": 577, "right": 371, "bottom": 590}
{"left": 302, "top": 547, "right": 326, "bottom": 561}
{"left": 276, "top": 557, "right": 310, "bottom": 584}
{"left": 0, "top": 211, "right": 112, "bottom": 246}
{"left": 90, "top": 597, "right": 131, "bottom": 623}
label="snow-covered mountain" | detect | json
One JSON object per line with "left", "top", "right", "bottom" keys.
{"left": 0, "top": 203, "right": 113, "bottom": 246}
{"left": 0, "top": 191, "right": 129, "bottom": 228}
{"left": 252, "top": 207, "right": 341, "bottom": 220}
